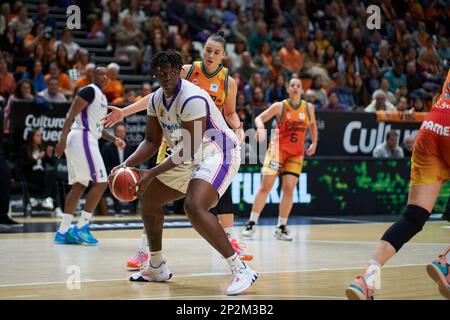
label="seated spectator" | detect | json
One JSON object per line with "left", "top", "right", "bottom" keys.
{"left": 115, "top": 15, "right": 144, "bottom": 69}
{"left": 228, "top": 37, "right": 247, "bottom": 70}
{"left": 38, "top": 76, "right": 67, "bottom": 103}
{"left": 1, "top": 25, "right": 25, "bottom": 68}
{"left": 372, "top": 130, "right": 404, "bottom": 158}
{"left": 0, "top": 56, "right": 16, "bottom": 102}
{"left": 231, "top": 8, "right": 252, "bottom": 44}
{"left": 72, "top": 48, "right": 90, "bottom": 74}
{"left": 383, "top": 60, "right": 407, "bottom": 94}
{"left": 22, "top": 60, "right": 46, "bottom": 93}
{"left": 44, "top": 62, "right": 73, "bottom": 97}
{"left": 395, "top": 97, "right": 409, "bottom": 112}
{"left": 33, "top": 2, "right": 55, "bottom": 29}
{"left": 8, "top": 5, "right": 33, "bottom": 39}
{"left": 244, "top": 72, "right": 264, "bottom": 103}
{"left": 103, "top": 62, "right": 124, "bottom": 104}
{"left": 365, "top": 91, "right": 396, "bottom": 112}
{"left": 322, "top": 92, "right": 347, "bottom": 111}
{"left": 24, "top": 22, "right": 56, "bottom": 61}
{"left": 366, "top": 64, "right": 381, "bottom": 95}
{"left": 112, "top": 88, "right": 136, "bottom": 106}
{"left": 253, "top": 41, "right": 274, "bottom": 80}
{"left": 401, "top": 135, "right": 416, "bottom": 157}
{"left": 304, "top": 89, "right": 321, "bottom": 109}
{"left": 372, "top": 78, "right": 396, "bottom": 104}
{"left": 16, "top": 129, "right": 59, "bottom": 211}
{"left": 136, "top": 82, "right": 152, "bottom": 100}
{"left": 278, "top": 36, "right": 302, "bottom": 76}
{"left": 75, "top": 63, "right": 95, "bottom": 89}
{"left": 265, "top": 73, "right": 287, "bottom": 105}
{"left": 55, "top": 28, "right": 81, "bottom": 63}
{"left": 329, "top": 73, "right": 355, "bottom": 110}
{"left": 142, "top": 30, "right": 166, "bottom": 74}
{"left": 323, "top": 45, "right": 337, "bottom": 76}
{"left": 236, "top": 92, "right": 252, "bottom": 130}
{"left": 309, "top": 74, "right": 328, "bottom": 106}
{"left": 54, "top": 44, "right": 70, "bottom": 72}
{"left": 412, "top": 98, "right": 426, "bottom": 112}
{"left": 119, "top": 0, "right": 147, "bottom": 30}
{"left": 437, "top": 38, "right": 450, "bottom": 62}
{"left": 250, "top": 86, "right": 267, "bottom": 116}
{"left": 353, "top": 75, "right": 370, "bottom": 109}
{"left": 237, "top": 51, "right": 257, "bottom": 85}
{"left": 4, "top": 79, "right": 34, "bottom": 134}
{"left": 186, "top": 2, "right": 210, "bottom": 42}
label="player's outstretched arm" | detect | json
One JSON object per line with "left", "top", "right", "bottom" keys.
{"left": 223, "top": 77, "right": 244, "bottom": 144}
{"left": 254, "top": 102, "right": 282, "bottom": 143}
{"left": 101, "top": 92, "right": 153, "bottom": 128}
{"left": 306, "top": 103, "right": 318, "bottom": 156}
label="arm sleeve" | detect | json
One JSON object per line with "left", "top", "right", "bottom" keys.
{"left": 77, "top": 86, "right": 95, "bottom": 104}
{"left": 179, "top": 97, "right": 208, "bottom": 122}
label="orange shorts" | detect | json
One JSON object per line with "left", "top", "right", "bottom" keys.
{"left": 410, "top": 112, "right": 450, "bottom": 186}
{"left": 262, "top": 143, "right": 303, "bottom": 176}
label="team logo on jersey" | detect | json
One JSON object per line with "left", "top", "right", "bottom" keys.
{"left": 210, "top": 83, "right": 219, "bottom": 92}
{"left": 299, "top": 113, "right": 305, "bottom": 120}
{"left": 159, "top": 107, "right": 165, "bottom": 118}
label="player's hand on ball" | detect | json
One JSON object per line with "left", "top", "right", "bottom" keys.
{"left": 111, "top": 163, "right": 126, "bottom": 177}
{"left": 131, "top": 168, "right": 155, "bottom": 197}
{"left": 55, "top": 138, "right": 66, "bottom": 159}
{"left": 101, "top": 106, "right": 125, "bottom": 128}
{"left": 306, "top": 143, "right": 316, "bottom": 156}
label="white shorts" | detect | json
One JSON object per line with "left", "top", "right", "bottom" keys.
{"left": 156, "top": 143, "right": 240, "bottom": 200}
{"left": 65, "top": 129, "right": 107, "bottom": 186}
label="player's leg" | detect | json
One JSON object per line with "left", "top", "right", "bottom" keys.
{"left": 129, "top": 177, "right": 184, "bottom": 282}
{"left": 274, "top": 173, "right": 299, "bottom": 241}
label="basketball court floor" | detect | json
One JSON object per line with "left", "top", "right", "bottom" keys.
{"left": 0, "top": 214, "right": 448, "bottom": 300}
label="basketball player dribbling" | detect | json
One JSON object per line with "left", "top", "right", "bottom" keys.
{"left": 345, "top": 70, "right": 450, "bottom": 300}
{"left": 54, "top": 66, "right": 125, "bottom": 245}
{"left": 114, "top": 51, "right": 257, "bottom": 295}
{"left": 241, "top": 77, "right": 318, "bottom": 241}
{"left": 102, "top": 32, "right": 253, "bottom": 271}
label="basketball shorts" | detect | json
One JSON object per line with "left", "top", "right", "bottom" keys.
{"left": 65, "top": 129, "right": 107, "bottom": 186}
{"left": 410, "top": 112, "right": 450, "bottom": 186}
{"left": 261, "top": 143, "right": 304, "bottom": 176}
{"left": 156, "top": 143, "right": 241, "bottom": 201}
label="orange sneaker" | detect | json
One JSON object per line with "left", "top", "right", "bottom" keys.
{"left": 426, "top": 247, "right": 450, "bottom": 299}
{"left": 230, "top": 238, "right": 254, "bottom": 261}
{"left": 345, "top": 276, "right": 374, "bottom": 300}
{"left": 126, "top": 250, "right": 149, "bottom": 271}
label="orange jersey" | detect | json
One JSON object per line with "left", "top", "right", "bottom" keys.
{"left": 276, "top": 99, "right": 311, "bottom": 157}
{"left": 432, "top": 69, "right": 450, "bottom": 114}
{"left": 185, "top": 61, "right": 229, "bottom": 112}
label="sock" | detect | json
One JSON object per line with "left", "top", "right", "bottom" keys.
{"left": 363, "top": 259, "right": 381, "bottom": 289}
{"left": 58, "top": 214, "right": 74, "bottom": 233}
{"left": 149, "top": 250, "right": 164, "bottom": 268}
{"left": 76, "top": 210, "right": 92, "bottom": 228}
{"left": 278, "top": 217, "right": 288, "bottom": 227}
{"left": 226, "top": 252, "right": 245, "bottom": 270}
{"left": 249, "top": 211, "right": 260, "bottom": 224}
{"left": 224, "top": 227, "right": 235, "bottom": 240}
{"left": 139, "top": 233, "right": 149, "bottom": 253}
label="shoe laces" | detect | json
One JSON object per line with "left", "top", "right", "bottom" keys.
{"left": 278, "top": 225, "right": 289, "bottom": 235}
{"left": 245, "top": 221, "right": 255, "bottom": 230}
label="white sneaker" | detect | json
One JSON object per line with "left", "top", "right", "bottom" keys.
{"left": 29, "top": 197, "right": 38, "bottom": 208}
{"left": 274, "top": 225, "right": 293, "bottom": 241}
{"left": 42, "top": 197, "right": 54, "bottom": 210}
{"left": 226, "top": 262, "right": 258, "bottom": 295}
{"left": 242, "top": 221, "right": 256, "bottom": 239}
{"left": 129, "top": 260, "right": 173, "bottom": 282}
{"left": 54, "top": 207, "right": 63, "bottom": 217}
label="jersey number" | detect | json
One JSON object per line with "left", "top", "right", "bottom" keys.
{"left": 290, "top": 133, "right": 298, "bottom": 143}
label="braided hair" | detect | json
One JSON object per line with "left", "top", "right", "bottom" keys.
{"left": 150, "top": 51, "right": 183, "bottom": 76}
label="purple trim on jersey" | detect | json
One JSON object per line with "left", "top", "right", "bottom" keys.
{"left": 81, "top": 101, "right": 97, "bottom": 183}
{"left": 162, "top": 79, "right": 182, "bottom": 111}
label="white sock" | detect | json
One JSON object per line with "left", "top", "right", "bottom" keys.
{"left": 278, "top": 217, "right": 288, "bottom": 227}
{"left": 149, "top": 250, "right": 164, "bottom": 268}
{"left": 76, "top": 210, "right": 92, "bottom": 228}
{"left": 363, "top": 259, "right": 381, "bottom": 289}
{"left": 226, "top": 253, "right": 245, "bottom": 270}
{"left": 58, "top": 214, "right": 74, "bottom": 233}
{"left": 249, "top": 211, "right": 260, "bottom": 224}
{"left": 139, "top": 232, "right": 149, "bottom": 253}
{"left": 224, "top": 227, "right": 235, "bottom": 240}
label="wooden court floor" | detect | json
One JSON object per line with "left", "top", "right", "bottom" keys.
{"left": 0, "top": 220, "right": 448, "bottom": 300}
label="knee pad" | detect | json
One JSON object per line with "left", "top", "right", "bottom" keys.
{"left": 381, "top": 205, "right": 430, "bottom": 252}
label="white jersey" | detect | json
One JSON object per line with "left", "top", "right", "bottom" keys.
{"left": 147, "top": 79, "right": 237, "bottom": 156}
{"left": 72, "top": 83, "right": 108, "bottom": 139}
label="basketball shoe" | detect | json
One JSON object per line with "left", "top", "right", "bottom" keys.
{"left": 129, "top": 260, "right": 173, "bottom": 282}
{"left": 54, "top": 230, "right": 70, "bottom": 244}
{"left": 230, "top": 239, "right": 253, "bottom": 261}
{"left": 66, "top": 224, "right": 98, "bottom": 245}
{"left": 274, "top": 225, "right": 293, "bottom": 241}
{"left": 226, "top": 262, "right": 258, "bottom": 295}
{"left": 127, "top": 251, "right": 149, "bottom": 271}
{"left": 345, "top": 276, "right": 375, "bottom": 300}
{"left": 426, "top": 247, "right": 450, "bottom": 299}
{"left": 242, "top": 221, "right": 256, "bottom": 239}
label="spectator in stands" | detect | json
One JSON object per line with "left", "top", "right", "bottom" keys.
{"left": 232, "top": 8, "right": 252, "bottom": 43}
{"left": 165, "top": 0, "right": 186, "bottom": 26}
{"left": 265, "top": 73, "right": 287, "bottom": 105}
{"left": 119, "top": 0, "right": 147, "bottom": 29}
{"left": 384, "top": 59, "right": 407, "bottom": 94}
{"left": 248, "top": 20, "right": 270, "bottom": 56}
{"left": 72, "top": 48, "right": 89, "bottom": 74}
{"left": 103, "top": 62, "right": 124, "bottom": 104}
{"left": 353, "top": 75, "right": 370, "bottom": 110}
{"left": 373, "top": 78, "right": 396, "bottom": 104}
{"left": 228, "top": 37, "right": 247, "bottom": 70}
{"left": 16, "top": 129, "right": 59, "bottom": 211}
{"left": 32, "top": 43, "right": 47, "bottom": 72}
{"left": 323, "top": 45, "right": 338, "bottom": 75}
{"left": 75, "top": 63, "right": 95, "bottom": 89}
{"left": 395, "top": 97, "right": 409, "bottom": 112}
{"left": 186, "top": 1, "right": 210, "bottom": 42}
{"left": 236, "top": 92, "right": 251, "bottom": 130}
{"left": 375, "top": 40, "right": 394, "bottom": 74}
{"left": 412, "top": 98, "right": 426, "bottom": 112}
{"left": 22, "top": 60, "right": 46, "bottom": 93}
{"left": 8, "top": 5, "right": 33, "bottom": 39}
{"left": 437, "top": 38, "right": 450, "bottom": 62}
{"left": 372, "top": 130, "right": 404, "bottom": 158}
{"left": 237, "top": 51, "right": 257, "bottom": 85}
{"left": 0, "top": 5, "right": 7, "bottom": 36}
{"left": 24, "top": 22, "right": 56, "bottom": 63}
{"left": 322, "top": 92, "right": 346, "bottom": 111}
{"left": 44, "top": 62, "right": 73, "bottom": 97}
{"left": 364, "top": 90, "right": 396, "bottom": 112}
{"left": 304, "top": 89, "right": 320, "bottom": 109}
{"left": 39, "top": 76, "right": 67, "bottom": 103}
{"left": 144, "top": 16, "right": 167, "bottom": 43}
{"left": 302, "top": 41, "right": 319, "bottom": 72}
{"left": 244, "top": 72, "right": 264, "bottom": 103}
{"left": 115, "top": 15, "right": 144, "bottom": 69}
{"left": 308, "top": 74, "right": 328, "bottom": 107}
{"left": 142, "top": 30, "right": 166, "bottom": 73}
{"left": 253, "top": 41, "right": 274, "bottom": 80}
{"left": 112, "top": 88, "right": 136, "bottom": 106}
{"left": 55, "top": 29, "right": 81, "bottom": 63}
{"left": 329, "top": 73, "right": 355, "bottom": 110}
{"left": 54, "top": 44, "right": 70, "bottom": 72}
{"left": 136, "top": 82, "right": 152, "bottom": 100}
{"left": 1, "top": 25, "right": 24, "bottom": 68}
{"left": 337, "top": 41, "right": 359, "bottom": 75}
{"left": 250, "top": 86, "right": 267, "bottom": 116}
{"left": 0, "top": 56, "right": 16, "bottom": 102}
{"left": 102, "top": 0, "right": 120, "bottom": 40}
{"left": 33, "top": 2, "right": 55, "bottom": 29}
{"left": 3, "top": 79, "right": 35, "bottom": 134}
{"left": 401, "top": 135, "right": 415, "bottom": 158}
{"left": 278, "top": 36, "right": 302, "bottom": 76}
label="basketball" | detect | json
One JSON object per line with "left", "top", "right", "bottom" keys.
{"left": 108, "top": 167, "right": 141, "bottom": 202}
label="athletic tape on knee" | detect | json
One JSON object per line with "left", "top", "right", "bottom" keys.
{"left": 381, "top": 205, "right": 430, "bottom": 252}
